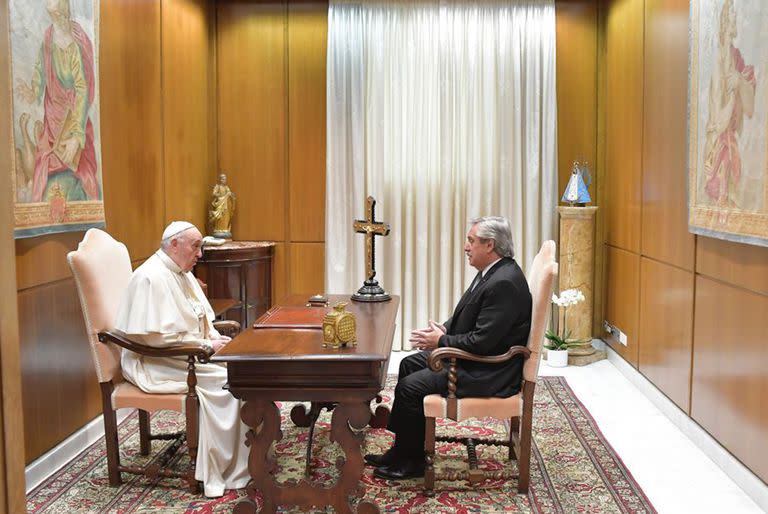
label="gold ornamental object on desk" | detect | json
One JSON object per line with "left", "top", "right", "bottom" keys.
{"left": 322, "top": 302, "right": 357, "bottom": 349}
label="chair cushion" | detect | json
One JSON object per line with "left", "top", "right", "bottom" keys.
{"left": 111, "top": 381, "right": 186, "bottom": 414}
{"left": 423, "top": 393, "right": 521, "bottom": 421}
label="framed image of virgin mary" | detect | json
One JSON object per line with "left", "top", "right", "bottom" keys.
{"left": 688, "top": 0, "right": 768, "bottom": 246}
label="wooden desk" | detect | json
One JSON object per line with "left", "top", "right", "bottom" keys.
{"left": 212, "top": 295, "right": 399, "bottom": 514}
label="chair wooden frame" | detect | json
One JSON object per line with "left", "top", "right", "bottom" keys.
{"left": 423, "top": 346, "right": 535, "bottom": 494}
{"left": 96, "top": 330, "right": 213, "bottom": 492}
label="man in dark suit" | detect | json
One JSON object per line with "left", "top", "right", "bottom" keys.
{"left": 368, "top": 216, "right": 532, "bottom": 480}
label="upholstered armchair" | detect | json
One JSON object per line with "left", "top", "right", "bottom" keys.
{"left": 67, "top": 228, "right": 234, "bottom": 493}
{"left": 422, "top": 240, "right": 558, "bottom": 495}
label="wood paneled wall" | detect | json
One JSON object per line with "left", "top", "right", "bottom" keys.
{"left": 0, "top": 0, "right": 28, "bottom": 508}
{"left": 638, "top": 256, "right": 693, "bottom": 411}
{"left": 555, "top": 1, "right": 602, "bottom": 333}
{"left": 601, "top": 0, "right": 768, "bottom": 483}
{"left": 601, "top": 0, "right": 644, "bottom": 369}
{"left": 640, "top": 0, "right": 693, "bottom": 269}
{"left": 604, "top": 0, "right": 643, "bottom": 255}
{"left": 18, "top": 0, "right": 214, "bottom": 464}
{"left": 556, "top": 1, "right": 597, "bottom": 192}
{"left": 216, "top": 0, "right": 327, "bottom": 303}
{"left": 163, "top": 0, "right": 216, "bottom": 228}
{"left": 692, "top": 276, "right": 768, "bottom": 482}
{"left": 605, "top": 246, "right": 640, "bottom": 366}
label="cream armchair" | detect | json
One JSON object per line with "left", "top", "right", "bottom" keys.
{"left": 68, "top": 228, "right": 235, "bottom": 493}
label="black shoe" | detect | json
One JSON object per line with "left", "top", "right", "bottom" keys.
{"left": 364, "top": 447, "right": 399, "bottom": 467}
{"left": 373, "top": 458, "right": 425, "bottom": 480}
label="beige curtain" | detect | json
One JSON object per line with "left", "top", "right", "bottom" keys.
{"left": 326, "top": 0, "right": 558, "bottom": 350}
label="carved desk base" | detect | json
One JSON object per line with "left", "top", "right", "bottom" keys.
{"left": 211, "top": 294, "right": 400, "bottom": 514}
{"left": 233, "top": 399, "right": 389, "bottom": 514}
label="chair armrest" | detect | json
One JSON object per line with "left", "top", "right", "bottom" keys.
{"left": 213, "top": 320, "right": 241, "bottom": 338}
{"left": 427, "top": 345, "right": 531, "bottom": 372}
{"left": 427, "top": 345, "right": 532, "bottom": 414}
{"left": 98, "top": 330, "right": 213, "bottom": 363}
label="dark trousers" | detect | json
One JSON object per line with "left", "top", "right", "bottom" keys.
{"left": 387, "top": 352, "right": 448, "bottom": 457}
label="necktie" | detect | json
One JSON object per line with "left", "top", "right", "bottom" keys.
{"left": 469, "top": 271, "right": 483, "bottom": 293}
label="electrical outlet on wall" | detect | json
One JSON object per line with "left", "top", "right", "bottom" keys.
{"left": 603, "top": 320, "right": 628, "bottom": 346}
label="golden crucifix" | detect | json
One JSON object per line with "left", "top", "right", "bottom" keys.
{"left": 351, "top": 196, "right": 391, "bottom": 302}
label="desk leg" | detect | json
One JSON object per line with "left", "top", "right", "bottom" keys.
{"left": 236, "top": 400, "right": 281, "bottom": 514}
{"left": 329, "top": 402, "right": 379, "bottom": 514}
{"left": 234, "top": 399, "right": 379, "bottom": 514}
{"left": 368, "top": 394, "right": 390, "bottom": 428}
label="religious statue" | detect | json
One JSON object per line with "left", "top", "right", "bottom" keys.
{"left": 561, "top": 161, "right": 592, "bottom": 206}
{"left": 208, "top": 173, "right": 236, "bottom": 239}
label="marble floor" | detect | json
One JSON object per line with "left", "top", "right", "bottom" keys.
{"left": 387, "top": 349, "right": 767, "bottom": 514}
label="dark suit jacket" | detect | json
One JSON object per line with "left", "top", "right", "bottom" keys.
{"left": 439, "top": 256, "right": 532, "bottom": 398}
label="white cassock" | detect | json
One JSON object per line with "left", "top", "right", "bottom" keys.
{"left": 114, "top": 249, "right": 250, "bottom": 497}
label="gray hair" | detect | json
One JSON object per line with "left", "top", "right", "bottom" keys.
{"left": 470, "top": 216, "right": 514, "bottom": 258}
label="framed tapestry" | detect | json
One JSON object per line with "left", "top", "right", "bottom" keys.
{"left": 8, "top": 0, "right": 104, "bottom": 238}
{"left": 688, "top": 0, "right": 768, "bottom": 247}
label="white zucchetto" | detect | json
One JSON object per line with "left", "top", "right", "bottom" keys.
{"left": 161, "top": 221, "right": 196, "bottom": 241}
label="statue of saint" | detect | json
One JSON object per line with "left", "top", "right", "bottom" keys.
{"left": 208, "top": 173, "right": 236, "bottom": 239}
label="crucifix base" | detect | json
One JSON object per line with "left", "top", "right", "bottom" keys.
{"left": 351, "top": 279, "right": 391, "bottom": 302}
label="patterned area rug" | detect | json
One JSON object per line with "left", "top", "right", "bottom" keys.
{"left": 27, "top": 377, "right": 655, "bottom": 513}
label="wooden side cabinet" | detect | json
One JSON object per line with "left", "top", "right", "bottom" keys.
{"left": 195, "top": 241, "right": 275, "bottom": 327}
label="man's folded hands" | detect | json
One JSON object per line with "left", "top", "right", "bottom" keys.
{"left": 409, "top": 320, "right": 446, "bottom": 351}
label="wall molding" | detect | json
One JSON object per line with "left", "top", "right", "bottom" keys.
{"left": 603, "top": 343, "right": 768, "bottom": 512}
{"left": 25, "top": 409, "right": 131, "bottom": 493}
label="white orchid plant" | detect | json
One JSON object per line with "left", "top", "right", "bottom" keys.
{"left": 545, "top": 288, "right": 589, "bottom": 351}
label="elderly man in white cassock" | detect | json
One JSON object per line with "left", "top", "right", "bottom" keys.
{"left": 114, "top": 221, "right": 249, "bottom": 498}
